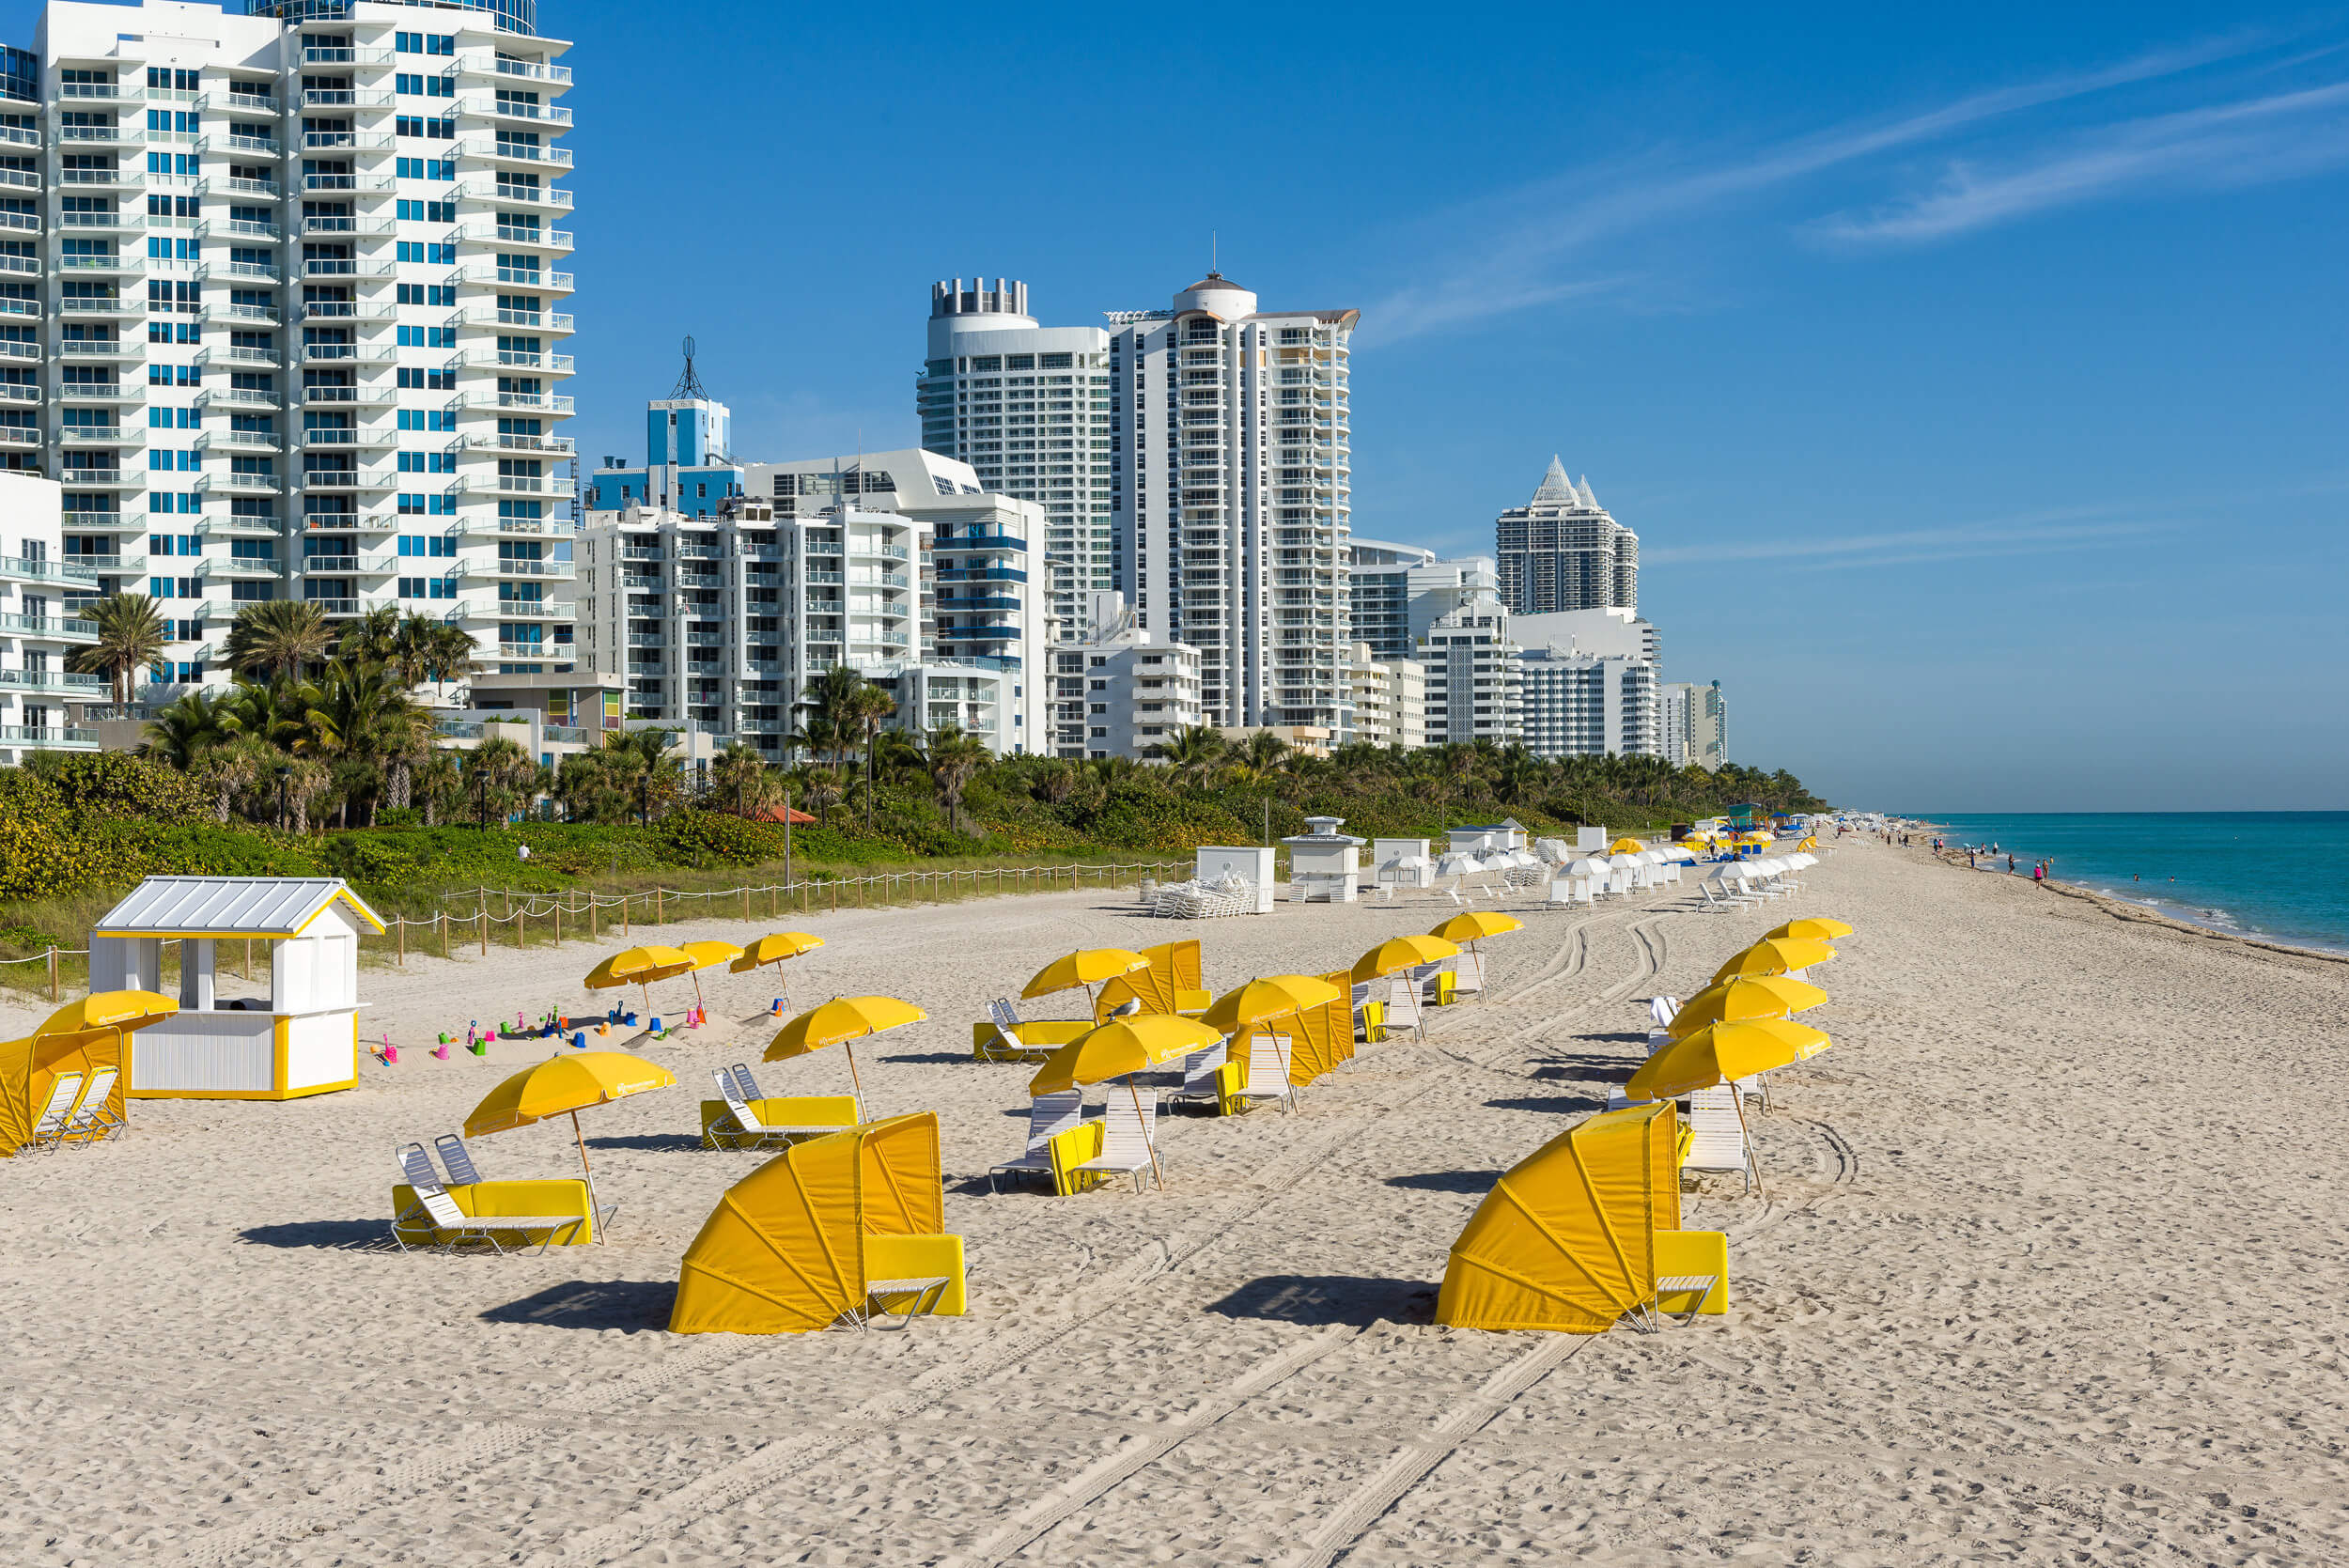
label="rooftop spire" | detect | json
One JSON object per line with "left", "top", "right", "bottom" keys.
{"left": 1578, "top": 474, "right": 1598, "bottom": 507}
{"left": 669, "top": 334, "right": 708, "bottom": 400}
{"left": 1532, "top": 455, "right": 1575, "bottom": 503}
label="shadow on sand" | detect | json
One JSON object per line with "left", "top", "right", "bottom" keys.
{"left": 238, "top": 1219, "right": 391, "bottom": 1251}
{"left": 1206, "top": 1274, "right": 1436, "bottom": 1327}
{"left": 1384, "top": 1170, "right": 1501, "bottom": 1193}
{"left": 480, "top": 1279, "right": 677, "bottom": 1332}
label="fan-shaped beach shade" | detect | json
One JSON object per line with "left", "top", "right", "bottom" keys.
{"left": 464, "top": 1051, "right": 677, "bottom": 1240}
{"left": 1350, "top": 934, "right": 1460, "bottom": 983}
{"left": 1199, "top": 975, "right": 1343, "bottom": 1036}
{"left": 0, "top": 990, "right": 179, "bottom": 1156}
{"left": 36, "top": 990, "right": 180, "bottom": 1041}
{"left": 583, "top": 944, "right": 697, "bottom": 1015}
{"left": 1431, "top": 911, "right": 1525, "bottom": 944}
{"left": 1436, "top": 1100, "right": 1680, "bottom": 1333}
{"left": 1030, "top": 1014, "right": 1221, "bottom": 1188}
{"left": 1626, "top": 1017, "right": 1830, "bottom": 1101}
{"left": 1712, "top": 937, "right": 1838, "bottom": 985}
{"left": 1665, "top": 976, "right": 1828, "bottom": 1039}
{"left": 1608, "top": 837, "right": 1646, "bottom": 855}
{"left": 1766, "top": 918, "right": 1854, "bottom": 943}
{"left": 731, "top": 932, "right": 825, "bottom": 973}
{"left": 765, "top": 995, "right": 927, "bottom": 1121}
{"left": 671, "top": 1112, "right": 943, "bottom": 1335}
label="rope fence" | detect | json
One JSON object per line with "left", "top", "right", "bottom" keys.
{"left": 0, "top": 858, "right": 1195, "bottom": 1000}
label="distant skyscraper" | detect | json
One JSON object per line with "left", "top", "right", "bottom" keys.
{"left": 1497, "top": 457, "right": 1638, "bottom": 615}
{"left": 915, "top": 278, "right": 1112, "bottom": 632}
{"left": 1110, "top": 272, "right": 1357, "bottom": 736}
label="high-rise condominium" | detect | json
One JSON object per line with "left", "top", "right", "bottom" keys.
{"left": 1111, "top": 272, "right": 1356, "bottom": 736}
{"left": 8, "top": 0, "right": 575, "bottom": 691}
{"left": 915, "top": 278, "right": 1112, "bottom": 633}
{"left": 1497, "top": 457, "right": 1636, "bottom": 616}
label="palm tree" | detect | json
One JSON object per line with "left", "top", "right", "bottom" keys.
{"left": 187, "top": 733, "right": 274, "bottom": 822}
{"left": 800, "top": 664, "right": 863, "bottom": 768}
{"left": 597, "top": 726, "right": 679, "bottom": 825}
{"left": 1159, "top": 724, "right": 1224, "bottom": 781}
{"left": 793, "top": 763, "right": 845, "bottom": 827}
{"left": 784, "top": 711, "right": 848, "bottom": 768}
{"left": 1239, "top": 729, "right": 1291, "bottom": 776}
{"left": 224, "top": 599, "right": 334, "bottom": 684}
{"left": 710, "top": 742, "right": 766, "bottom": 815}
{"left": 921, "top": 724, "right": 992, "bottom": 833}
{"left": 463, "top": 735, "right": 536, "bottom": 828}
{"left": 336, "top": 603, "right": 403, "bottom": 667}
{"left": 302, "top": 659, "right": 424, "bottom": 826}
{"left": 411, "top": 748, "right": 464, "bottom": 827}
{"left": 70, "top": 593, "right": 170, "bottom": 706}
{"left": 419, "top": 620, "right": 476, "bottom": 701}
{"left": 140, "top": 687, "right": 240, "bottom": 768}
{"left": 278, "top": 754, "right": 334, "bottom": 834}
{"left": 841, "top": 679, "right": 896, "bottom": 829}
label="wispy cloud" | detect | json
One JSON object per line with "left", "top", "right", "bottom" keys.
{"left": 1814, "top": 80, "right": 2349, "bottom": 243}
{"left": 1360, "top": 34, "right": 2323, "bottom": 344}
{"left": 1645, "top": 512, "right": 2169, "bottom": 570}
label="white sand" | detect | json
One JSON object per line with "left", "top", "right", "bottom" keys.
{"left": 4, "top": 841, "right": 2346, "bottom": 1565}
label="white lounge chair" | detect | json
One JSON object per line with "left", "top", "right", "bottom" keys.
{"left": 1230, "top": 1033, "right": 1295, "bottom": 1114}
{"left": 391, "top": 1144, "right": 586, "bottom": 1255}
{"left": 1167, "top": 1042, "right": 1229, "bottom": 1109}
{"left": 1074, "top": 1085, "right": 1161, "bottom": 1193}
{"left": 707, "top": 1069, "right": 818, "bottom": 1150}
{"left": 23, "top": 1071, "right": 83, "bottom": 1155}
{"left": 434, "top": 1131, "right": 488, "bottom": 1186}
{"left": 1682, "top": 1085, "right": 1756, "bottom": 1193}
{"left": 1385, "top": 975, "right": 1423, "bottom": 1038}
{"left": 54, "top": 1066, "right": 122, "bottom": 1146}
{"left": 987, "top": 1088, "right": 1084, "bottom": 1193}
{"left": 1452, "top": 951, "right": 1486, "bottom": 1000}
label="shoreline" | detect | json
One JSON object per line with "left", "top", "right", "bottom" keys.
{"left": 8, "top": 837, "right": 2349, "bottom": 1563}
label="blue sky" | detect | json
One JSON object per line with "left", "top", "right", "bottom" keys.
{"left": 14, "top": 0, "right": 2347, "bottom": 809}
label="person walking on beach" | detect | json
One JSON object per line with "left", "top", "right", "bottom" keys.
{"left": 2032, "top": 862, "right": 2046, "bottom": 886}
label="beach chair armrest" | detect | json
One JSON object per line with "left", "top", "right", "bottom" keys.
{"left": 1654, "top": 1230, "right": 1728, "bottom": 1320}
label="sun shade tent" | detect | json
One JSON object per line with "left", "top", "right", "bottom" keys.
{"left": 88, "top": 877, "right": 383, "bottom": 1101}
{"left": 1438, "top": 1101, "right": 1722, "bottom": 1332}
{"left": 671, "top": 1111, "right": 965, "bottom": 1334}
{"left": 1094, "top": 940, "right": 1208, "bottom": 1022}
{"left": 0, "top": 990, "right": 178, "bottom": 1154}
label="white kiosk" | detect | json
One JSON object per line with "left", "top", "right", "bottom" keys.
{"left": 1282, "top": 816, "right": 1365, "bottom": 903}
{"left": 1372, "top": 836, "right": 1434, "bottom": 891}
{"left": 1446, "top": 819, "right": 1529, "bottom": 858}
{"left": 1193, "top": 846, "right": 1277, "bottom": 914}
{"left": 90, "top": 877, "right": 384, "bottom": 1101}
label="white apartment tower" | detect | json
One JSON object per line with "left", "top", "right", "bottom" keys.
{"left": 1497, "top": 457, "right": 1637, "bottom": 616}
{"left": 915, "top": 278, "right": 1112, "bottom": 633}
{"left": 11, "top": 0, "right": 576, "bottom": 692}
{"left": 1111, "top": 272, "right": 1357, "bottom": 737}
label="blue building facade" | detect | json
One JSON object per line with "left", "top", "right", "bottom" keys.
{"left": 588, "top": 396, "right": 744, "bottom": 518}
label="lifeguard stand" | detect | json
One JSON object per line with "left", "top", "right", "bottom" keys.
{"left": 89, "top": 877, "right": 385, "bottom": 1101}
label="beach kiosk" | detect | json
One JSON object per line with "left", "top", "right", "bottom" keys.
{"left": 1446, "top": 819, "right": 1528, "bottom": 858}
{"left": 1283, "top": 816, "right": 1365, "bottom": 903}
{"left": 1372, "top": 836, "right": 1434, "bottom": 891}
{"left": 89, "top": 877, "right": 384, "bottom": 1101}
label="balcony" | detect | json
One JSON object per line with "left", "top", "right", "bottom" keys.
{"left": 303, "top": 172, "right": 395, "bottom": 194}
{"left": 454, "top": 54, "right": 573, "bottom": 86}
{"left": 204, "top": 133, "right": 279, "bottom": 158}
{"left": 56, "top": 252, "right": 142, "bottom": 275}
{"left": 54, "top": 125, "right": 142, "bottom": 147}
{"left": 200, "top": 555, "right": 280, "bottom": 580}
{"left": 451, "top": 263, "right": 574, "bottom": 293}
{"left": 202, "top": 344, "right": 281, "bottom": 369}
{"left": 303, "top": 47, "right": 392, "bottom": 66}
{"left": 302, "top": 132, "right": 392, "bottom": 153}
{"left": 477, "top": 391, "right": 573, "bottom": 414}
{"left": 460, "top": 139, "right": 573, "bottom": 168}
{"left": 58, "top": 210, "right": 142, "bottom": 234}
{"left": 55, "top": 421, "right": 133, "bottom": 445}
{"left": 293, "top": 553, "right": 395, "bottom": 577}
{"left": 206, "top": 301, "right": 280, "bottom": 326}
{"left": 63, "top": 510, "right": 141, "bottom": 533}
{"left": 196, "top": 472, "right": 282, "bottom": 497}
{"left": 299, "top": 511, "right": 398, "bottom": 534}
{"left": 478, "top": 432, "right": 575, "bottom": 456}
{"left": 297, "top": 467, "right": 396, "bottom": 490}
{"left": 302, "top": 342, "right": 395, "bottom": 365}
{"left": 207, "top": 216, "right": 283, "bottom": 242}
{"left": 478, "top": 598, "right": 573, "bottom": 620}
{"left": 56, "top": 467, "right": 140, "bottom": 489}
{"left": 198, "top": 515, "right": 280, "bottom": 538}
{"left": 215, "top": 91, "right": 278, "bottom": 116}
{"left": 0, "top": 612, "right": 99, "bottom": 644}
{"left": 303, "top": 258, "right": 394, "bottom": 279}
{"left": 0, "top": 383, "right": 39, "bottom": 406}
{"left": 0, "top": 427, "right": 39, "bottom": 449}
{"left": 54, "top": 337, "right": 139, "bottom": 361}
{"left": 302, "top": 214, "right": 395, "bottom": 239}
{"left": 475, "top": 349, "right": 574, "bottom": 375}
{"left": 302, "top": 89, "right": 393, "bottom": 111}
{"left": 207, "top": 175, "right": 282, "bottom": 200}
{"left": 453, "top": 179, "right": 573, "bottom": 209}
{"left": 299, "top": 424, "right": 396, "bottom": 449}
{"left": 301, "top": 301, "right": 395, "bottom": 322}
{"left": 0, "top": 725, "right": 99, "bottom": 751}
{"left": 465, "top": 557, "right": 574, "bottom": 581}
{"left": 0, "top": 555, "right": 100, "bottom": 586}
{"left": 459, "top": 97, "right": 573, "bottom": 127}
{"left": 215, "top": 259, "right": 281, "bottom": 282}
{"left": 194, "top": 388, "right": 274, "bottom": 411}
{"left": 54, "top": 294, "right": 132, "bottom": 318}
{"left": 195, "top": 427, "right": 281, "bottom": 454}
{"left": 302, "top": 385, "right": 396, "bottom": 407}
{"left": 454, "top": 223, "right": 573, "bottom": 252}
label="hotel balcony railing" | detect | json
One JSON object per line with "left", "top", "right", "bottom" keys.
{"left": 459, "top": 97, "right": 573, "bottom": 127}
{"left": 0, "top": 725, "right": 99, "bottom": 748}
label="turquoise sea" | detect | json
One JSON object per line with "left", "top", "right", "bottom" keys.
{"left": 1909, "top": 813, "right": 2349, "bottom": 955}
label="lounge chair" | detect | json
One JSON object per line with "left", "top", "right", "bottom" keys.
{"left": 390, "top": 1144, "right": 586, "bottom": 1254}
{"left": 1452, "top": 951, "right": 1486, "bottom": 1000}
{"left": 1682, "top": 1085, "right": 1756, "bottom": 1193}
{"left": 987, "top": 1088, "right": 1083, "bottom": 1193}
{"left": 1166, "top": 1043, "right": 1229, "bottom": 1110}
{"left": 705, "top": 1068, "right": 855, "bottom": 1151}
{"left": 434, "top": 1131, "right": 488, "bottom": 1186}
{"left": 55, "top": 1066, "right": 122, "bottom": 1146}
{"left": 1074, "top": 1086, "right": 1160, "bottom": 1193}
{"left": 1385, "top": 976, "right": 1423, "bottom": 1038}
{"left": 23, "top": 1071, "right": 83, "bottom": 1155}
{"left": 1229, "top": 1033, "right": 1296, "bottom": 1114}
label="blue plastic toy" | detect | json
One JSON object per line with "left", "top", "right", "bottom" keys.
{"left": 571, "top": 1031, "right": 587, "bottom": 1049}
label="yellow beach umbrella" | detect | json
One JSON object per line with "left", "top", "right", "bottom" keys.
{"left": 1199, "top": 974, "right": 1342, "bottom": 1036}
{"left": 1766, "top": 917, "right": 1854, "bottom": 943}
{"left": 1608, "top": 837, "right": 1647, "bottom": 855}
{"left": 730, "top": 931, "right": 824, "bottom": 974}
{"left": 1022, "top": 947, "right": 1152, "bottom": 1018}
{"left": 1030, "top": 1014, "right": 1222, "bottom": 1188}
{"left": 583, "top": 944, "right": 696, "bottom": 1017}
{"left": 1665, "top": 975, "right": 1828, "bottom": 1039}
{"left": 676, "top": 939, "right": 744, "bottom": 1010}
{"left": 1737, "top": 831, "right": 1774, "bottom": 845}
{"left": 35, "top": 990, "right": 180, "bottom": 1041}
{"left": 464, "top": 1050, "right": 677, "bottom": 1241}
{"left": 1430, "top": 910, "right": 1524, "bottom": 944}
{"left": 1626, "top": 1018, "right": 1830, "bottom": 1196}
{"left": 765, "top": 995, "right": 926, "bottom": 1121}
{"left": 1350, "top": 934, "right": 1459, "bottom": 983}
{"left": 1712, "top": 937, "right": 1837, "bottom": 985}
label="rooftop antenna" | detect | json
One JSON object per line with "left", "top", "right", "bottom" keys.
{"left": 1211, "top": 230, "right": 1218, "bottom": 273}
{"left": 669, "top": 334, "right": 707, "bottom": 400}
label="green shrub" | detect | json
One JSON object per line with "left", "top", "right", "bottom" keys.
{"left": 25, "top": 751, "right": 210, "bottom": 822}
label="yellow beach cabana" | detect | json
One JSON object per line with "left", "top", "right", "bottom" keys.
{"left": 1093, "top": 939, "right": 1209, "bottom": 1022}
{"left": 88, "top": 877, "right": 384, "bottom": 1100}
{"left": 1437, "top": 1101, "right": 1727, "bottom": 1332}
{"left": 0, "top": 990, "right": 178, "bottom": 1155}
{"left": 671, "top": 1111, "right": 966, "bottom": 1333}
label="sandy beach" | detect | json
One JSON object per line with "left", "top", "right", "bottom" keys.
{"left": 5, "top": 837, "right": 2346, "bottom": 1566}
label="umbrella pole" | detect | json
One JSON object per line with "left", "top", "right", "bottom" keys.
{"left": 845, "top": 1041, "right": 867, "bottom": 1124}
{"left": 571, "top": 1109, "right": 607, "bottom": 1244}
{"left": 1129, "top": 1077, "right": 1164, "bottom": 1190}
{"left": 692, "top": 972, "right": 707, "bottom": 1011}
{"left": 1729, "top": 1082, "right": 1765, "bottom": 1199}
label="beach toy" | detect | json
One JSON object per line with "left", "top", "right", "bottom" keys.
{"left": 571, "top": 1031, "right": 587, "bottom": 1050}
{"left": 438, "top": 1031, "right": 453, "bottom": 1046}
{"left": 771, "top": 998, "right": 785, "bottom": 1016}
{"left": 431, "top": 1041, "right": 451, "bottom": 1061}
{"left": 625, "top": 1010, "right": 638, "bottom": 1026}
{"left": 596, "top": 1021, "right": 610, "bottom": 1037}
{"left": 649, "top": 1016, "right": 663, "bottom": 1034}
{"left": 468, "top": 1040, "right": 487, "bottom": 1057}
{"left": 376, "top": 1043, "right": 398, "bottom": 1065}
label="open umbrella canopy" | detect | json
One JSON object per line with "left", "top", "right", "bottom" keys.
{"left": 1567, "top": 857, "right": 1611, "bottom": 877}
{"left": 33, "top": 989, "right": 179, "bottom": 1046}
{"left": 765, "top": 996, "right": 927, "bottom": 1059}
{"left": 1766, "top": 917, "right": 1853, "bottom": 943}
{"left": 1021, "top": 948, "right": 1151, "bottom": 1001}
{"left": 1626, "top": 1017, "right": 1831, "bottom": 1101}
{"left": 1199, "top": 975, "right": 1342, "bottom": 1035}
{"left": 678, "top": 939, "right": 744, "bottom": 971}
{"left": 1712, "top": 937, "right": 1838, "bottom": 984}
{"left": 1029, "top": 1015, "right": 1222, "bottom": 1096}
{"left": 584, "top": 945, "right": 696, "bottom": 990}
{"left": 1431, "top": 911, "right": 1525, "bottom": 943}
{"left": 1608, "top": 837, "right": 1646, "bottom": 855}
{"left": 465, "top": 1051, "right": 677, "bottom": 1137}
{"left": 1435, "top": 853, "right": 1486, "bottom": 877}
{"left": 1666, "top": 976, "right": 1829, "bottom": 1039}
{"left": 1351, "top": 934, "right": 1459, "bottom": 982}
{"left": 1737, "top": 831, "right": 1775, "bottom": 845}
{"left": 730, "top": 931, "right": 826, "bottom": 974}
{"left": 1606, "top": 853, "right": 1642, "bottom": 870}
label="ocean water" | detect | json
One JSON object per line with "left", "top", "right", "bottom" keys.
{"left": 1907, "top": 813, "right": 2349, "bottom": 955}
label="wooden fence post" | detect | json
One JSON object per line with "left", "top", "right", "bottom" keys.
{"left": 743, "top": 886, "right": 750, "bottom": 922}
{"left": 479, "top": 909, "right": 488, "bottom": 955}
{"left": 655, "top": 888, "right": 663, "bottom": 925}
{"left": 397, "top": 918, "right": 405, "bottom": 967}
{"left": 242, "top": 938, "right": 252, "bottom": 979}
{"left": 518, "top": 909, "right": 525, "bottom": 949}
{"left": 552, "top": 901, "right": 560, "bottom": 948}
{"left": 505, "top": 888, "right": 512, "bottom": 920}
{"left": 440, "top": 910, "right": 449, "bottom": 960}
{"left": 590, "top": 896, "right": 598, "bottom": 941}
{"left": 47, "top": 945, "right": 58, "bottom": 1002}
